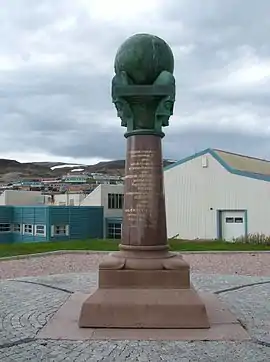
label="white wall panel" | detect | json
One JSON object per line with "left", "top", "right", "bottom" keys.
{"left": 80, "top": 185, "right": 102, "bottom": 206}
{"left": 1, "top": 190, "right": 44, "bottom": 205}
{"left": 164, "top": 153, "right": 270, "bottom": 239}
{"left": 53, "top": 193, "right": 85, "bottom": 206}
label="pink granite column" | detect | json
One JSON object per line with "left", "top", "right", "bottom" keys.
{"left": 121, "top": 135, "right": 168, "bottom": 250}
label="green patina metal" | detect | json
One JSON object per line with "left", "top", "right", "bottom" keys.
{"left": 112, "top": 33, "right": 176, "bottom": 137}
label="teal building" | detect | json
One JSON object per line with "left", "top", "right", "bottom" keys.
{"left": 0, "top": 206, "right": 103, "bottom": 243}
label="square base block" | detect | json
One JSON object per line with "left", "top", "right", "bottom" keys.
{"left": 78, "top": 287, "right": 210, "bottom": 329}
{"left": 99, "top": 269, "right": 190, "bottom": 289}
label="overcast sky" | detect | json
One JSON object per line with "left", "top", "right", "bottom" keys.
{"left": 1, "top": 0, "right": 270, "bottom": 164}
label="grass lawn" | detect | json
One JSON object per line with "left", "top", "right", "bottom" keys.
{"left": 0, "top": 239, "right": 269, "bottom": 258}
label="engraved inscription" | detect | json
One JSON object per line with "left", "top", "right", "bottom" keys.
{"left": 125, "top": 149, "right": 158, "bottom": 227}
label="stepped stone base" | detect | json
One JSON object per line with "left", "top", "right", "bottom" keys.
{"left": 78, "top": 266, "right": 210, "bottom": 329}
{"left": 79, "top": 286, "right": 210, "bottom": 329}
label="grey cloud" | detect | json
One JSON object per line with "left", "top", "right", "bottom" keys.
{"left": 51, "top": 128, "right": 126, "bottom": 160}
{"left": 163, "top": 130, "right": 270, "bottom": 161}
{"left": 164, "top": 0, "right": 270, "bottom": 50}
{"left": 0, "top": 0, "right": 270, "bottom": 163}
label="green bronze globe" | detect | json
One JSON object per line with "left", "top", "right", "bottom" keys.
{"left": 114, "top": 33, "right": 174, "bottom": 85}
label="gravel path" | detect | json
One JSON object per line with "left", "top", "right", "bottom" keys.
{"left": 0, "top": 252, "right": 269, "bottom": 279}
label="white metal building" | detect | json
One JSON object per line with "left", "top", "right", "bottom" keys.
{"left": 164, "top": 148, "right": 270, "bottom": 241}
{"left": 91, "top": 173, "right": 123, "bottom": 185}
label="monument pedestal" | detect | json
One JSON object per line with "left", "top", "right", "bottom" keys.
{"left": 79, "top": 251, "right": 210, "bottom": 329}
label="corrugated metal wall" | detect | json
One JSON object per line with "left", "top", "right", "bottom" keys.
{"left": 48, "top": 206, "right": 104, "bottom": 241}
{"left": 0, "top": 206, "right": 13, "bottom": 243}
{"left": 164, "top": 152, "right": 270, "bottom": 239}
{"left": 0, "top": 205, "right": 104, "bottom": 244}
{"left": 68, "top": 206, "right": 103, "bottom": 239}
{"left": 13, "top": 206, "right": 48, "bottom": 243}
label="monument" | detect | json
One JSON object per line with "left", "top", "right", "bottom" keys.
{"left": 79, "top": 33, "right": 210, "bottom": 328}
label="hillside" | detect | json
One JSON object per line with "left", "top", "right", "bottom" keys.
{"left": 0, "top": 159, "right": 175, "bottom": 182}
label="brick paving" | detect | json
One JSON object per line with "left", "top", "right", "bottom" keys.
{"left": 0, "top": 271, "right": 269, "bottom": 361}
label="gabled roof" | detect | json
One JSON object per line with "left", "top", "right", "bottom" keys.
{"left": 164, "top": 148, "right": 270, "bottom": 182}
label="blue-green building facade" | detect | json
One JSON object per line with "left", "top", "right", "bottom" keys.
{"left": 0, "top": 206, "right": 103, "bottom": 243}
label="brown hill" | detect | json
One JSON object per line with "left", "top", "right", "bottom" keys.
{"left": 0, "top": 158, "right": 175, "bottom": 182}
{"left": 84, "top": 159, "right": 174, "bottom": 176}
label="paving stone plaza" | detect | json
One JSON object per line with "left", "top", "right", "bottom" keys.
{"left": 0, "top": 270, "right": 269, "bottom": 361}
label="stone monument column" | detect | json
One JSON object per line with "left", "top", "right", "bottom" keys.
{"left": 79, "top": 34, "right": 210, "bottom": 329}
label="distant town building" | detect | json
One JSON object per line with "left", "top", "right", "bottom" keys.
{"left": 91, "top": 173, "right": 123, "bottom": 185}
{"left": 61, "top": 174, "right": 89, "bottom": 184}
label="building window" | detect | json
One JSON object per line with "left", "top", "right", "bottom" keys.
{"left": 108, "top": 193, "right": 124, "bottom": 209}
{"left": 13, "top": 224, "right": 21, "bottom": 233}
{"left": 53, "top": 225, "right": 69, "bottom": 236}
{"left": 0, "top": 223, "right": 11, "bottom": 232}
{"left": 107, "top": 222, "right": 122, "bottom": 239}
{"left": 225, "top": 217, "right": 244, "bottom": 224}
{"left": 35, "top": 225, "right": 46, "bottom": 236}
{"left": 24, "top": 224, "right": 33, "bottom": 234}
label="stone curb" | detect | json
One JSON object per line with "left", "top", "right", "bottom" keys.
{"left": 0, "top": 249, "right": 269, "bottom": 261}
